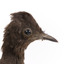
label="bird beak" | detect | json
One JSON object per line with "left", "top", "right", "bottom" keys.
{"left": 40, "top": 33, "right": 58, "bottom": 42}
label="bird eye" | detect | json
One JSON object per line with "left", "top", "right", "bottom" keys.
{"left": 23, "top": 28, "right": 32, "bottom": 36}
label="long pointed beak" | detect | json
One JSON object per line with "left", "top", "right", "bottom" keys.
{"left": 41, "top": 33, "right": 58, "bottom": 42}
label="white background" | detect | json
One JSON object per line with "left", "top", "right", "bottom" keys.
{"left": 0, "top": 0, "right": 64, "bottom": 64}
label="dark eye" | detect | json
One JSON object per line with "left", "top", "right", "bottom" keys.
{"left": 23, "top": 28, "right": 32, "bottom": 36}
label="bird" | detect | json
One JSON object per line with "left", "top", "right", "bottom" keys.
{"left": 0, "top": 11, "right": 58, "bottom": 64}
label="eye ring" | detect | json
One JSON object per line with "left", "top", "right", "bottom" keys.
{"left": 23, "top": 28, "right": 32, "bottom": 37}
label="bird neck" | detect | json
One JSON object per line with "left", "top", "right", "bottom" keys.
{"left": 1, "top": 48, "right": 25, "bottom": 64}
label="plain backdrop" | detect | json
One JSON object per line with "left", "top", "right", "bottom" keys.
{"left": 0, "top": 0, "right": 64, "bottom": 64}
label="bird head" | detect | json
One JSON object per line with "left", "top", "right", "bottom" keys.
{"left": 2, "top": 12, "right": 58, "bottom": 54}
